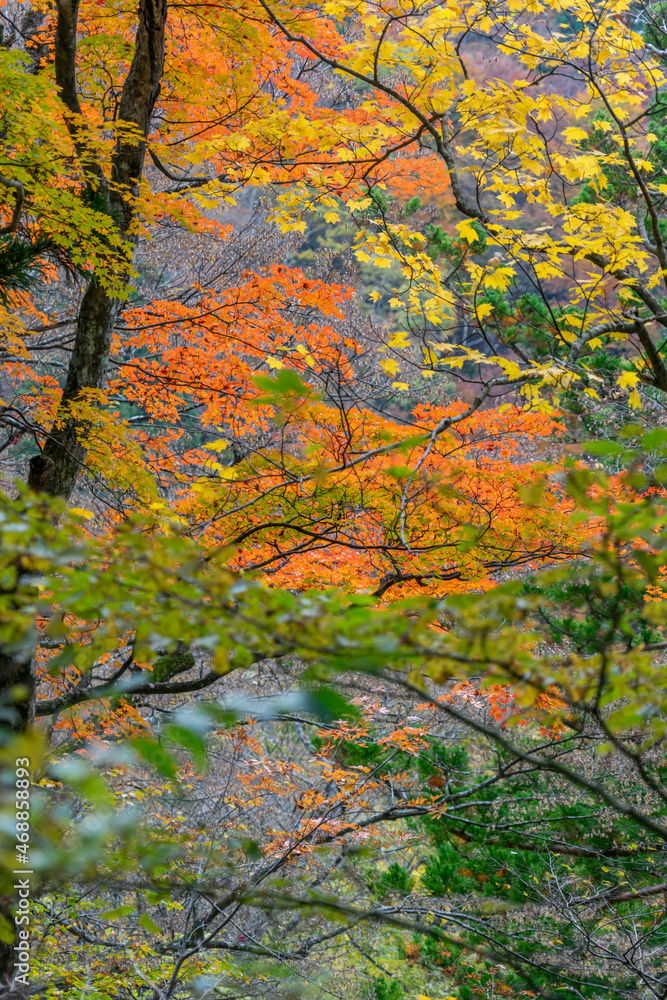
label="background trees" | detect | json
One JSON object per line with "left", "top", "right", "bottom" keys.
{"left": 4, "top": 0, "right": 667, "bottom": 998}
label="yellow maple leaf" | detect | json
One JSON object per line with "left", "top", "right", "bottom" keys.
{"left": 191, "top": 481, "right": 219, "bottom": 499}
{"left": 381, "top": 358, "right": 401, "bottom": 376}
{"left": 562, "top": 126, "right": 589, "bottom": 143}
{"left": 388, "top": 331, "right": 411, "bottom": 349}
{"left": 348, "top": 197, "right": 372, "bottom": 211}
{"left": 280, "top": 218, "right": 307, "bottom": 234}
{"left": 457, "top": 220, "right": 480, "bottom": 244}
{"left": 497, "top": 358, "right": 522, "bottom": 380}
{"left": 484, "top": 267, "right": 515, "bottom": 292}
{"left": 617, "top": 371, "right": 640, "bottom": 389}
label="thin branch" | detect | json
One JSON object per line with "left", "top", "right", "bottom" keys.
{"left": 0, "top": 174, "right": 24, "bottom": 235}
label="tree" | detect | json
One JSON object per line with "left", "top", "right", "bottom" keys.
{"left": 2, "top": 0, "right": 666, "bottom": 599}
{"left": 2, "top": 451, "right": 667, "bottom": 998}
{"left": 5, "top": 0, "right": 667, "bottom": 997}
{"left": 0, "top": 0, "right": 602, "bottom": 743}
{"left": 253, "top": 0, "right": 667, "bottom": 419}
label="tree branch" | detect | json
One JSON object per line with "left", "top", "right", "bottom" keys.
{"left": 387, "top": 675, "right": 667, "bottom": 842}
{"left": 35, "top": 661, "right": 258, "bottom": 716}
{"left": 0, "top": 174, "right": 24, "bottom": 235}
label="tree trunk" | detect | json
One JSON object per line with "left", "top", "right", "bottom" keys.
{"left": 27, "top": 282, "right": 121, "bottom": 498}
{"left": 0, "top": 0, "right": 167, "bottom": 990}
{"left": 32, "top": 0, "right": 167, "bottom": 500}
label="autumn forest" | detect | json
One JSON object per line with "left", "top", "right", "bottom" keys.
{"left": 3, "top": 0, "right": 667, "bottom": 998}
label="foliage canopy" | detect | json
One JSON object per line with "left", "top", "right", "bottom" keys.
{"left": 6, "top": 0, "right": 667, "bottom": 998}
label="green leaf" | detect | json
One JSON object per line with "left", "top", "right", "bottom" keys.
{"left": 242, "top": 839, "right": 262, "bottom": 860}
{"left": 634, "top": 550, "right": 660, "bottom": 583}
{"left": 100, "top": 905, "right": 134, "bottom": 919}
{"left": 132, "top": 737, "right": 177, "bottom": 781}
{"left": 138, "top": 913, "right": 161, "bottom": 934}
{"left": 308, "top": 685, "right": 359, "bottom": 722}
{"left": 163, "top": 723, "right": 208, "bottom": 771}
{"left": 50, "top": 758, "right": 113, "bottom": 806}
{"left": 642, "top": 427, "right": 667, "bottom": 450}
{"left": 584, "top": 441, "right": 627, "bottom": 456}
{"left": 518, "top": 478, "right": 546, "bottom": 507}
{"left": 252, "top": 368, "right": 310, "bottom": 398}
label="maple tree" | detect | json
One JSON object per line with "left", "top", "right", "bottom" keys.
{"left": 1, "top": 0, "right": 666, "bottom": 597}
{"left": 0, "top": 0, "right": 590, "bottom": 582}
{"left": 0, "top": 0, "right": 603, "bottom": 738}
{"left": 4, "top": 0, "right": 667, "bottom": 997}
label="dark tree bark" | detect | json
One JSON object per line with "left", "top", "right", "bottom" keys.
{"left": 35, "top": 0, "right": 167, "bottom": 499}
{"left": 1, "top": 2, "right": 167, "bottom": 989}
